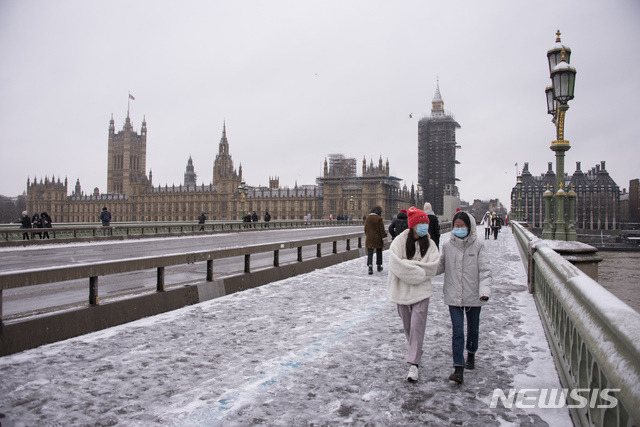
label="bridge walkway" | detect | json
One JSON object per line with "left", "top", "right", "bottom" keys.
{"left": 0, "top": 228, "right": 571, "bottom": 426}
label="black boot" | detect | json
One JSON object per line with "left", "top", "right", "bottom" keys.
{"left": 377, "top": 265, "right": 383, "bottom": 272}
{"left": 448, "top": 366, "right": 464, "bottom": 384}
{"left": 368, "top": 265, "right": 373, "bottom": 275}
{"left": 465, "top": 352, "right": 475, "bottom": 370}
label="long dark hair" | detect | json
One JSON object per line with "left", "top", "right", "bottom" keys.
{"left": 406, "top": 229, "right": 430, "bottom": 259}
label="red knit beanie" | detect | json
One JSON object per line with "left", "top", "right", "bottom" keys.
{"left": 407, "top": 207, "right": 429, "bottom": 229}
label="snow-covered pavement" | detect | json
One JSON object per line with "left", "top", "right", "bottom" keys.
{"left": 0, "top": 228, "right": 571, "bottom": 426}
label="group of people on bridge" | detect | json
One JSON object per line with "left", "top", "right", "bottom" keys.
{"left": 481, "top": 211, "right": 505, "bottom": 240}
{"left": 17, "top": 211, "right": 52, "bottom": 240}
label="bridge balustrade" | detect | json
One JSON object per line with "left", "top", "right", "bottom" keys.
{"left": 511, "top": 221, "right": 640, "bottom": 427}
{"left": 0, "top": 219, "right": 363, "bottom": 242}
{"left": 0, "top": 232, "right": 364, "bottom": 325}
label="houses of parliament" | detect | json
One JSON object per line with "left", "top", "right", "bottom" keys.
{"left": 26, "top": 113, "right": 414, "bottom": 223}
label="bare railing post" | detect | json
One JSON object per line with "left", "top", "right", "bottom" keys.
{"left": 157, "top": 267, "right": 165, "bottom": 292}
{"left": 297, "top": 247, "right": 303, "bottom": 262}
{"left": 89, "top": 276, "right": 98, "bottom": 305}
{"left": 317, "top": 243, "right": 321, "bottom": 258}
{"left": 333, "top": 241, "right": 337, "bottom": 254}
{"left": 206, "top": 260, "right": 213, "bottom": 281}
{"left": 244, "top": 254, "right": 251, "bottom": 273}
{"left": 274, "top": 250, "right": 279, "bottom": 267}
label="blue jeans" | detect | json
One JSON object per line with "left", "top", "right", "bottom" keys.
{"left": 448, "top": 306, "right": 482, "bottom": 367}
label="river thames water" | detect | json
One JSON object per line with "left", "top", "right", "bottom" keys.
{"left": 596, "top": 251, "right": 640, "bottom": 313}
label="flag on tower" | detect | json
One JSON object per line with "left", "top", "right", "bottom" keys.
{"left": 129, "top": 93, "right": 135, "bottom": 100}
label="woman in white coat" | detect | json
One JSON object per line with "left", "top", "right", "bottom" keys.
{"left": 437, "top": 211, "right": 492, "bottom": 384}
{"left": 387, "top": 207, "right": 440, "bottom": 383}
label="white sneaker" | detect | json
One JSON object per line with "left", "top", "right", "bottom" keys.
{"left": 407, "top": 365, "right": 419, "bottom": 382}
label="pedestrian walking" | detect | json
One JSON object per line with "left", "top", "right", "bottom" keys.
{"left": 41, "top": 211, "right": 52, "bottom": 239}
{"left": 491, "top": 213, "right": 502, "bottom": 240}
{"left": 364, "top": 206, "right": 387, "bottom": 274}
{"left": 264, "top": 211, "right": 271, "bottom": 227}
{"left": 251, "top": 211, "right": 258, "bottom": 228}
{"left": 198, "top": 212, "right": 207, "bottom": 231}
{"left": 387, "top": 207, "right": 440, "bottom": 383}
{"left": 388, "top": 209, "right": 408, "bottom": 240}
{"left": 31, "top": 213, "right": 42, "bottom": 239}
{"left": 483, "top": 211, "right": 492, "bottom": 240}
{"left": 437, "top": 211, "right": 492, "bottom": 384}
{"left": 100, "top": 207, "right": 112, "bottom": 236}
{"left": 423, "top": 202, "right": 440, "bottom": 248}
{"left": 18, "top": 211, "right": 31, "bottom": 240}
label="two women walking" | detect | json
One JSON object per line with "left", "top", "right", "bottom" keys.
{"left": 386, "top": 208, "right": 492, "bottom": 384}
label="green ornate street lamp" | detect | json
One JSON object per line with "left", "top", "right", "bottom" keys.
{"left": 543, "top": 30, "right": 577, "bottom": 241}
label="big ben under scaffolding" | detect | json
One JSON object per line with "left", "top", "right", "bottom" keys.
{"left": 418, "top": 81, "right": 461, "bottom": 217}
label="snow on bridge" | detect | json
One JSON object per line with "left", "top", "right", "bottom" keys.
{"left": 0, "top": 228, "right": 571, "bottom": 426}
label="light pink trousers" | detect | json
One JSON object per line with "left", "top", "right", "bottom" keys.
{"left": 397, "top": 298, "right": 430, "bottom": 365}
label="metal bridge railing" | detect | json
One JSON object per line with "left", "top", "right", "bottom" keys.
{"left": 0, "top": 232, "right": 364, "bottom": 325}
{"left": 511, "top": 221, "right": 640, "bottom": 427}
{"left": 0, "top": 219, "right": 363, "bottom": 243}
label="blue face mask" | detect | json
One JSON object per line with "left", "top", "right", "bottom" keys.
{"left": 416, "top": 223, "right": 429, "bottom": 237}
{"left": 452, "top": 227, "right": 468, "bottom": 238}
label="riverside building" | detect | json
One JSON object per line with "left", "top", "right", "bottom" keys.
{"left": 511, "top": 161, "right": 620, "bottom": 230}
{"left": 26, "top": 114, "right": 410, "bottom": 222}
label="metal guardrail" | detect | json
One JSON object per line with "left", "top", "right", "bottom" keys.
{"left": 0, "top": 232, "right": 364, "bottom": 324}
{"left": 511, "top": 221, "right": 640, "bottom": 427}
{"left": 0, "top": 219, "right": 363, "bottom": 242}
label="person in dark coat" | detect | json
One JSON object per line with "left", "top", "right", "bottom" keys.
{"left": 423, "top": 202, "right": 440, "bottom": 248}
{"left": 40, "top": 211, "right": 52, "bottom": 239}
{"left": 198, "top": 212, "right": 207, "bottom": 231}
{"left": 388, "top": 209, "right": 408, "bottom": 240}
{"left": 31, "top": 213, "right": 42, "bottom": 239}
{"left": 100, "top": 207, "right": 112, "bottom": 236}
{"left": 264, "top": 211, "right": 271, "bottom": 227}
{"left": 491, "top": 214, "right": 502, "bottom": 240}
{"left": 18, "top": 211, "right": 31, "bottom": 240}
{"left": 251, "top": 211, "right": 258, "bottom": 228}
{"left": 364, "top": 206, "right": 387, "bottom": 275}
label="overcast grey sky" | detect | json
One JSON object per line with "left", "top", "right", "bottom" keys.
{"left": 1, "top": 1, "right": 638, "bottom": 210}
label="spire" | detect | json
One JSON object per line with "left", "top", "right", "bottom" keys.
{"left": 141, "top": 115, "right": 147, "bottom": 135}
{"left": 433, "top": 77, "right": 443, "bottom": 103}
{"left": 218, "top": 122, "right": 229, "bottom": 154}
{"left": 431, "top": 78, "right": 445, "bottom": 117}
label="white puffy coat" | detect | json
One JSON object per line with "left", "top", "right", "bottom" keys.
{"left": 387, "top": 229, "right": 440, "bottom": 305}
{"left": 436, "top": 214, "right": 492, "bottom": 306}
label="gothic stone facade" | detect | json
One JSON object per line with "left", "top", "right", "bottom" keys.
{"left": 511, "top": 161, "right": 620, "bottom": 230}
{"left": 27, "top": 116, "right": 409, "bottom": 222}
